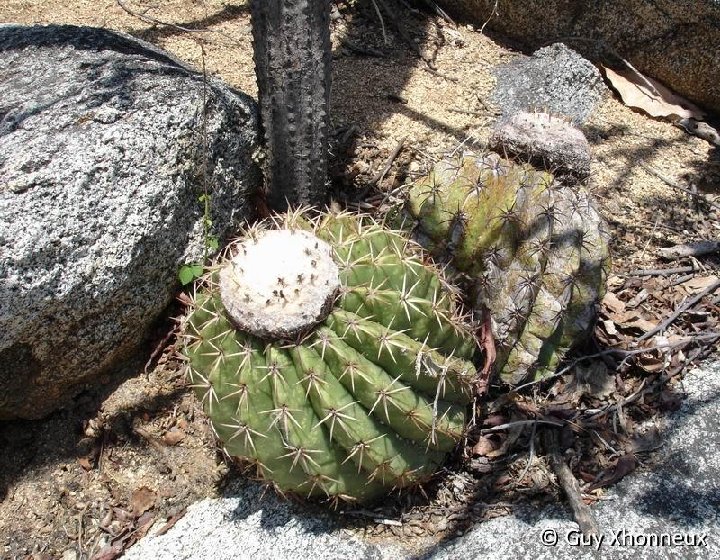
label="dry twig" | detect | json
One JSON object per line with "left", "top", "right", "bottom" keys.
{"left": 480, "top": 419, "right": 564, "bottom": 433}
{"left": 115, "top": 0, "right": 237, "bottom": 44}
{"left": 657, "top": 241, "right": 720, "bottom": 260}
{"left": 637, "top": 279, "right": 720, "bottom": 341}
{"left": 372, "top": 136, "right": 407, "bottom": 186}
{"left": 639, "top": 161, "right": 720, "bottom": 212}
{"left": 623, "top": 265, "right": 697, "bottom": 277}
{"left": 544, "top": 430, "right": 600, "bottom": 536}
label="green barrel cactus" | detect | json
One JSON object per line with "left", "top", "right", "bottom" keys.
{"left": 407, "top": 152, "right": 609, "bottom": 385}
{"left": 182, "top": 211, "right": 478, "bottom": 504}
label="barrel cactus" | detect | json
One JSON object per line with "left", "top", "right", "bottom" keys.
{"left": 407, "top": 152, "right": 610, "bottom": 385}
{"left": 182, "top": 211, "right": 478, "bottom": 504}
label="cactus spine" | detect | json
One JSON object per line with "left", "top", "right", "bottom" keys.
{"left": 183, "top": 212, "right": 477, "bottom": 503}
{"left": 408, "top": 152, "right": 609, "bottom": 384}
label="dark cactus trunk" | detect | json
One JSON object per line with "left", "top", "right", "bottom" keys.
{"left": 250, "top": 0, "right": 332, "bottom": 211}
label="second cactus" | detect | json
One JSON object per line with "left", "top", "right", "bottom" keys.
{"left": 407, "top": 152, "right": 610, "bottom": 385}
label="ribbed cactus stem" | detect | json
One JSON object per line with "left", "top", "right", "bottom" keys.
{"left": 184, "top": 212, "right": 479, "bottom": 504}
{"left": 407, "top": 150, "right": 610, "bottom": 385}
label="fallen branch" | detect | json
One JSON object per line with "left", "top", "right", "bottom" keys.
{"left": 669, "top": 273, "right": 698, "bottom": 286}
{"left": 509, "top": 332, "right": 720, "bottom": 394}
{"left": 375, "top": 0, "right": 432, "bottom": 65}
{"left": 115, "top": 0, "right": 237, "bottom": 43}
{"left": 657, "top": 241, "right": 720, "bottom": 260}
{"left": 583, "top": 379, "right": 647, "bottom": 422}
{"left": 579, "top": 335, "right": 720, "bottom": 422}
{"left": 481, "top": 419, "right": 564, "bottom": 433}
{"left": 623, "top": 265, "right": 697, "bottom": 277}
{"left": 372, "top": 136, "right": 407, "bottom": 186}
{"left": 639, "top": 161, "right": 720, "bottom": 212}
{"left": 422, "top": 66, "right": 460, "bottom": 83}
{"left": 544, "top": 430, "right": 600, "bottom": 536}
{"left": 370, "top": 0, "right": 389, "bottom": 44}
{"left": 515, "top": 420, "right": 537, "bottom": 485}
{"left": 676, "top": 118, "right": 720, "bottom": 147}
{"left": 637, "top": 279, "right": 720, "bottom": 341}
{"left": 338, "top": 124, "right": 359, "bottom": 150}
{"left": 416, "top": 0, "right": 456, "bottom": 25}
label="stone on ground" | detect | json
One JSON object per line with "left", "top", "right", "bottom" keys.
{"left": 491, "top": 43, "right": 607, "bottom": 124}
{"left": 438, "top": 0, "right": 720, "bottom": 115}
{"left": 0, "top": 24, "right": 261, "bottom": 419}
{"left": 489, "top": 111, "right": 592, "bottom": 180}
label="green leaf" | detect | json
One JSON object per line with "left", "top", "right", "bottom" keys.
{"left": 206, "top": 236, "right": 220, "bottom": 251}
{"left": 179, "top": 263, "right": 204, "bottom": 285}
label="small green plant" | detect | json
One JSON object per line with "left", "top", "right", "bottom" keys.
{"left": 178, "top": 193, "right": 220, "bottom": 285}
{"left": 178, "top": 46, "right": 220, "bottom": 287}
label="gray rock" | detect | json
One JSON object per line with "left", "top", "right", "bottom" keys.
{"left": 0, "top": 24, "right": 261, "bottom": 419}
{"left": 124, "top": 361, "right": 720, "bottom": 559}
{"left": 121, "top": 479, "right": 407, "bottom": 560}
{"left": 438, "top": 0, "right": 720, "bottom": 115}
{"left": 429, "top": 361, "right": 720, "bottom": 559}
{"left": 489, "top": 112, "right": 592, "bottom": 181}
{"left": 491, "top": 43, "right": 607, "bottom": 124}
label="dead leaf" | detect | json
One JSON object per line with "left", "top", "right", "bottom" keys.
{"left": 602, "top": 65, "right": 705, "bottom": 120}
{"left": 578, "top": 470, "right": 597, "bottom": 483}
{"left": 482, "top": 414, "right": 509, "bottom": 427}
{"left": 162, "top": 427, "right": 185, "bottom": 446}
{"left": 135, "top": 511, "right": 156, "bottom": 540}
{"left": 630, "top": 425, "right": 662, "bottom": 453}
{"left": 493, "top": 474, "right": 512, "bottom": 489}
{"left": 77, "top": 456, "right": 94, "bottom": 471}
{"left": 626, "top": 288, "right": 649, "bottom": 309}
{"left": 659, "top": 389, "right": 684, "bottom": 411}
{"left": 636, "top": 352, "right": 666, "bottom": 373}
{"left": 623, "top": 316, "right": 658, "bottom": 333}
{"left": 602, "top": 291, "right": 626, "bottom": 314}
{"left": 155, "top": 508, "right": 187, "bottom": 537}
{"left": 130, "top": 486, "right": 157, "bottom": 517}
{"left": 681, "top": 275, "right": 720, "bottom": 293}
{"left": 572, "top": 361, "right": 615, "bottom": 399}
{"left": 602, "top": 319, "right": 618, "bottom": 336}
{"left": 586, "top": 453, "right": 638, "bottom": 491}
{"left": 607, "top": 274, "right": 625, "bottom": 290}
{"left": 90, "top": 543, "right": 123, "bottom": 560}
{"left": 472, "top": 435, "right": 498, "bottom": 456}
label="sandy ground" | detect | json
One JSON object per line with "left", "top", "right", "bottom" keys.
{"left": 1, "top": 1, "right": 719, "bottom": 559}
